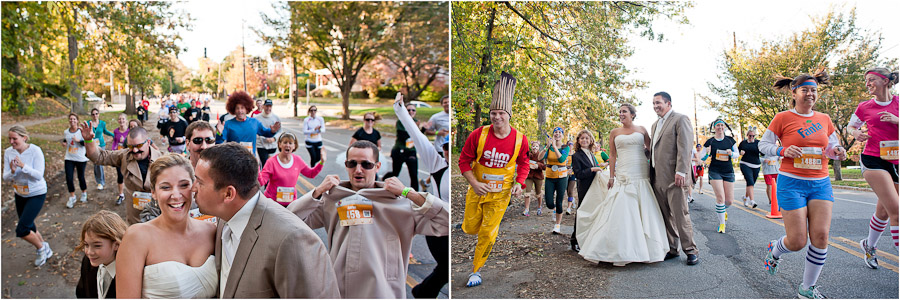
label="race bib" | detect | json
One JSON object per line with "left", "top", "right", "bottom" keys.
{"left": 546, "top": 165, "right": 567, "bottom": 178}
{"left": 132, "top": 191, "right": 152, "bottom": 210}
{"left": 767, "top": 159, "right": 778, "bottom": 166}
{"left": 880, "top": 140, "right": 898, "bottom": 160}
{"left": 240, "top": 142, "right": 253, "bottom": 153}
{"left": 13, "top": 183, "right": 28, "bottom": 195}
{"left": 310, "top": 133, "right": 320, "bottom": 139}
{"left": 715, "top": 150, "right": 729, "bottom": 161}
{"left": 189, "top": 208, "right": 217, "bottom": 223}
{"left": 528, "top": 160, "right": 538, "bottom": 169}
{"left": 406, "top": 138, "right": 414, "bottom": 149}
{"left": 793, "top": 147, "right": 823, "bottom": 169}
{"left": 336, "top": 195, "right": 374, "bottom": 226}
{"left": 68, "top": 145, "right": 79, "bottom": 154}
{"left": 276, "top": 186, "right": 295, "bottom": 203}
{"left": 482, "top": 173, "right": 506, "bottom": 193}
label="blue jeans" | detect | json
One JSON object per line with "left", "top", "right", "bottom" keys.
{"left": 93, "top": 163, "right": 106, "bottom": 186}
{"left": 544, "top": 177, "right": 567, "bottom": 214}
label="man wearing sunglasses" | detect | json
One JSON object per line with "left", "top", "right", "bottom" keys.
{"left": 288, "top": 140, "right": 449, "bottom": 298}
{"left": 185, "top": 121, "right": 217, "bottom": 168}
{"left": 81, "top": 125, "right": 161, "bottom": 224}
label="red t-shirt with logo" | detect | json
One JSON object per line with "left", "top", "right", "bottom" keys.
{"left": 766, "top": 110, "right": 835, "bottom": 178}
{"left": 459, "top": 125, "right": 530, "bottom": 186}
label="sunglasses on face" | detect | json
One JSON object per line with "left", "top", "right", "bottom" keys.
{"left": 364, "top": 119, "right": 375, "bottom": 122}
{"left": 191, "top": 137, "right": 216, "bottom": 145}
{"left": 345, "top": 160, "right": 376, "bottom": 170}
{"left": 407, "top": 109, "right": 416, "bottom": 112}
{"left": 126, "top": 139, "right": 150, "bottom": 150}
{"left": 91, "top": 113, "right": 99, "bottom": 116}
{"left": 310, "top": 109, "right": 317, "bottom": 112}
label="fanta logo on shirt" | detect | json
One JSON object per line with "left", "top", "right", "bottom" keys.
{"left": 797, "top": 122, "right": 823, "bottom": 138}
{"left": 483, "top": 147, "right": 511, "bottom": 168}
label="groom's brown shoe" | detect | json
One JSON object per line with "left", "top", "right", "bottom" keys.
{"left": 664, "top": 252, "right": 679, "bottom": 260}
{"left": 686, "top": 254, "right": 700, "bottom": 265}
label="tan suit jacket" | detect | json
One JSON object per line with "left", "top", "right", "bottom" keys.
{"left": 289, "top": 181, "right": 450, "bottom": 299}
{"left": 215, "top": 194, "right": 340, "bottom": 298}
{"left": 86, "top": 146, "right": 162, "bottom": 224}
{"left": 650, "top": 110, "right": 698, "bottom": 255}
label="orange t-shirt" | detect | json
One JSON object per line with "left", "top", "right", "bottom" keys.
{"left": 766, "top": 110, "right": 835, "bottom": 178}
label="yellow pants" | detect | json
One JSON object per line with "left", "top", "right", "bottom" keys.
{"left": 462, "top": 187, "right": 511, "bottom": 273}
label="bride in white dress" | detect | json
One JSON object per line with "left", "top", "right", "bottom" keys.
{"left": 576, "top": 104, "right": 668, "bottom": 266}
{"left": 116, "top": 154, "right": 218, "bottom": 298}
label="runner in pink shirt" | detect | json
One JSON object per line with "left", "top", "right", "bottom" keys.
{"left": 848, "top": 67, "right": 899, "bottom": 268}
{"left": 258, "top": 133, "right": 323, "bottom": 206}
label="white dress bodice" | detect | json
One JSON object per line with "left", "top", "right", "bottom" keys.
{"left": 142, "top": 255, "right": 217, "bottom": 299}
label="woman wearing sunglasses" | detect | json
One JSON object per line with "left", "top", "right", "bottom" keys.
{"left": 738, "top": 126, "right": 762, "bottom": 208}
{"left": 303, "top": 105, "right": 326, "bottom": 166}
{"left": 88, "top": 108, "right": 115, "bottom": 191}
{"left": 350, "top": 111, "right": 384, "bottom": 177}
{"left": 258, "top": 133, "right": 323, "bottom": 207}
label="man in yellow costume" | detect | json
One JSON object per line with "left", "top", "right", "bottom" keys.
{"left": 458, "top": 72, "right": 530, "bottom": 287}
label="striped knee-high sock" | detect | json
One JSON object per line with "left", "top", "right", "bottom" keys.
{"left": 891, "top": 226, "right": 899, "bottom": 250}
{"left": 716, "top": 204, "right": 726, "bottom": 224}
{"left": 867, "top": 214, "right": 887, "bottom": 248}
{"left": 802, "top": 244, "right": 827, "bottom": 289}
{"left": 771, "top": 235, "right": 792, "bottom": 259}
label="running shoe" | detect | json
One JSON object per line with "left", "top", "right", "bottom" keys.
{"left": 566, "top": 207, "right": 573, "bottom": 215}
{"left": 419, "top": 179, "right": 430, "bottom": 191}
{"left": 34, "top": 242, "right": 52, "bottom": 267}
{"left": 116, "top": 194, "right": 124, "bottom": 205}
{"left": 97, "top": 183, "right": 104, "bottom": 190}
{"left": 466, "top": 272, "right": 482, "bottom": 287}
{"left": 522, "top": 209, "right": 530, "bottom": 217}
{"left": 717, "top": 224, "right": 725, "bottom": 233}
{"left": 80, "top": 192, "right": 88, "bottom": 203}
{"left": 798, "top": 285, "right": 826, "bottom": 299}
{"left": 765, "top": 239, "right": 780, "bottom": 275}
{"left": 742, "top": 196, "right": 749, "bottom": 207}
{"left": 537, "top": 207, "right": 543, "bottom": 216}
{"left": 552, "top": 224, "right": 561, "bottom": 234}
{"left": 66, "top": 195, "right": 76, "bottom": 208}
{"left": 859, "top": 239, "right": 878, "bottom": 269}
{"left": 749, "top": 199, "right": 758, "bottom": 208}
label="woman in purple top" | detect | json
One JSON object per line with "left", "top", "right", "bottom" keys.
{"left": 110, "top": 114, "right": 129, "bottom": 205}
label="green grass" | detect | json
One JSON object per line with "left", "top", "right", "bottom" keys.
{"left": 831, "top": 179, "right": 871, "bottom": 189}
{"left": 350, "top": 106, "right": 442, "bottom": 121}
{"left": 828, "top": 167, "right": 863, "bottom": 179}
{"left": 27, "top": 111, "right": 124, "bottom": 136}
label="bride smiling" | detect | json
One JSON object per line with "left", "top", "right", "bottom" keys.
{"left": 116, "top": 154, "right": 217, "bottom": 298}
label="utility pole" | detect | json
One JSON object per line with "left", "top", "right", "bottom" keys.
{"left": 693, "top": 90, "right": 699, "bottom": 145}
{"left": 242, "top": 19, "right": 247, "bottom": 91}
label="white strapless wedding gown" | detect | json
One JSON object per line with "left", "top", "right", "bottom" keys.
{"left": 575, "top": 132, "right": 668, "bottom": 266}
{"left": 142, "top": 255, "right": 218, "bottom": 298}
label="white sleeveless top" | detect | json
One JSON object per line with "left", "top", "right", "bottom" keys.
{"left": 142, "top": 255, "right": 217, "bottom": 299}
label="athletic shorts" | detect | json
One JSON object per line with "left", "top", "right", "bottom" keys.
{"left": 776, "top": 175, "right": 833, "bottom": 211}
{"left": 525, "top": 178, "right": 543, "bottom": 195}
{"left": 860, "top": 154, "right": 899, "bottom": 184}
{"left": 764, "top": 174, "right": 778, "bottom": 185}
{"left": 707, "top": 170, "right": 735, "bottom": 182}
{"left": 569, "top": 174, "right": 576, "bottom": 182}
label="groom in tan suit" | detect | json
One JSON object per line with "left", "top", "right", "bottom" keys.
{"left": 649, "top": 92, "right": 700, "bottom": 266}
{"left": 193, "top": 143, "right": 340, "bottom": 298}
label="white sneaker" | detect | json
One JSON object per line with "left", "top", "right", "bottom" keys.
{"left": 80, "top": 192, "right": 88, "bottom": 203}
{"left": 748, "top": 199, "right": 758, "bottom": 208}
{"left": 34, "top": 242, "right": 52, "bottom": 267}
{"left": 552, "top": 224, "right": 561, "bottom": 234}
{"left": 97, "top": 184, "right": 104, "bottom": 190}
{"left": 66, "top": 195, "right": 76, "bottom": 208}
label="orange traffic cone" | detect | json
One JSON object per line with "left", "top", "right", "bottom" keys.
{"left": 766, "top": 180, "right": 782, "bottom": 219}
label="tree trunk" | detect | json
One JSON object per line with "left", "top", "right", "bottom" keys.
{"left": 832, "top": 159, "right": 843, "bottom": 181}
{"left": 66, "top": 13, "right": 84, "bottom": 114}
{"left": 341, "top": 78, "right": 353, "bottom": 119}
{"left": 292, "top": 55, "right": 298, "bottom": 117}
{"left": 2, "top": 23, "right": 26, "bottom": 114}
{"left": 455, "top": 5, "right": 496, "bottom": 149}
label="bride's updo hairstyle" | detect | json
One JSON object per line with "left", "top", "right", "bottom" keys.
{"left": 149, "top": 153, "right": 195, "bottom": 188}
{"left": 620, "top": 103, "right": 637, "bottom": 120}
{"left": 772, "top": 69, "right": 830, "bottom": 107}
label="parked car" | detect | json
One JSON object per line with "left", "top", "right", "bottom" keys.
{"left": 408, "top": 101, "right": 432, "bottom": 108}
{"left": 83, "top": 91, "right": 103, "bottom": 102}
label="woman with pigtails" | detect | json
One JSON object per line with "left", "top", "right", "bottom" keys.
{"left": 759, "top": 70, "right": 847, "bottom": 299}
{"left": 702, "top": 118, "right": 739, "bottom": 234}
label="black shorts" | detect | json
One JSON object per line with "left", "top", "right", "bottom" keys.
{"left": 861, "top": 154, "right": 899, "bottom": 184}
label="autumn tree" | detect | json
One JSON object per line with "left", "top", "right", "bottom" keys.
{"left": 451, "top": 1, "right": 690, "bottom": 147}
{"left": 382, "top": 1, "right": 449, "bottom": 101}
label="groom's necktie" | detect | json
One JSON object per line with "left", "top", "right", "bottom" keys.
{"left": 220, "top": 224, "right": 235, "bottom": 298}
